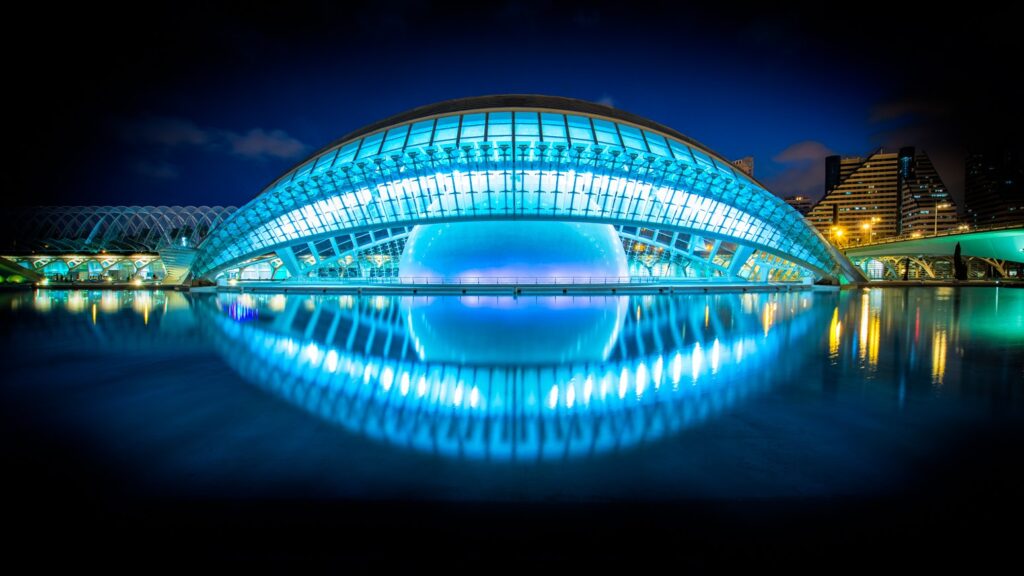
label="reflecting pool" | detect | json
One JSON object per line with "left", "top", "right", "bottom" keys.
{"left": 2, "top": 287, "right": 1022, "bottom": 500}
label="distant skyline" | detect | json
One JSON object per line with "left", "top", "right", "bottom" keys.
{"left": 9, "top": 1, "right": 1020, "bottom": 208}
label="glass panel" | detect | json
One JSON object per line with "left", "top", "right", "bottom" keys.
{"left": 486, "top": 112, "right": 512, "bottom": 140}
{"left": 381, "top": 125, "right": 410, "bottom": 154}
{"left": 314, "top": 239, "right": 334, "bottom": 259}
{"left": 669, "top": 140, "right": 694, "bottom": 167}
{"left": 406, "top": 119, "right": 435, "bottom": 147}
{"left": 459, "top": 113, "right": 486, "bottom": 143}
{"left": 618, "top": 124, "right": 647, "bottom": 152}
{"left": 335, "top": 140, "right": 361, "bottom": 164}
{"left": 566, "top": 115, "right": 594, "bottom": 143}
{"left": 433, "top": 115, "right": 459, "bottom": 146}
{"left": 293, "top": 158, "right": 317, "bottom": 181}
{"left": 689, "top": 146, "right": 716, "bottom": 172}
{"left": 592, "top": 118, "right": 621, "bottom": 146}
{"left": 356, "top": 132, "right": 385, "bottom": 160}
{"left": 540, "top": 113, "right": 567, "bottom": 141}
{"left": 643, "top": 131, "right": 671, "bottom": 157}
{"left": 710, "top": 158, "right": 736, "bottom": 180}
{"left": 513, "top": 111, "right": 540, "bottom": 140}
{"left": 311, "top": 149, "right": 338, "bottom": 177}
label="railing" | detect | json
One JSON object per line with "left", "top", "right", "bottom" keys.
{"left": 848, "top": 223, "right": 1024, "bottom": 250}
{"left": 225, "top": 275, "right": 730, "bottom": 286}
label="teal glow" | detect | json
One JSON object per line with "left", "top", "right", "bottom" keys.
{"left": 398, "top": 220, "right": 628, "bottom": 281}
{"left": 404, "top": 295, "right": 627, "bottom": 364}
{"left": 193, "top": 104, "right": 846, "bottom": 282}
{"left": 199, "top": 291, "right": 820, "bottom": 461}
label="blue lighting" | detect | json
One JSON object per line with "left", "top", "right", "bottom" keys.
{"left": 398, "top": 221, "right": 628, "bottom": 282}
{"left": 404, "top": 295, "right": 626, "bottom": 364}
{"left": 228, "top": 298, "right": 259, "bottom": 322}
{"left": 192, "top": 99, "right": 855, "bottom": 284}
{"left": 202, "top": 291, "right": 820, "bottom": 461}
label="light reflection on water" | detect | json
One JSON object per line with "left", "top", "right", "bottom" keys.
{"left": 200, "top": 291, "right": 818, "bottom": 460}
{"left": 5, "top": 287, "right": 1023, "bottom": 473}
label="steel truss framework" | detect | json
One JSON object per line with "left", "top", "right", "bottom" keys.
{"left": 851, "top": 255, "right": 1020, "bottom": 280}
{"left": 194, "top": 99, "right": 859, "bottom": 283}
{"left": 1, "top": 206, "right": 236, "bottom": 283}
{"left": 844, "top": 227, "right": 1024, "bottom": 280}
{"left": 4, "top": 206, "right": 235, "bottom": 253}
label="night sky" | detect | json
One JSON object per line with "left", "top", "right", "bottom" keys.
{"left": 11, "top": 1, "right": 1021, "bottom": 208}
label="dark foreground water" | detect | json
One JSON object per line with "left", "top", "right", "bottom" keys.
{"left": 2, "top": 287, "right": 1022, "bottom": 567}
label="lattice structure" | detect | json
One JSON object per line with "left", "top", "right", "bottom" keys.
{"left": 194, "top": 96, "right": 861, "bottom": 283}
{"left": 1, "top": 205, "right": 235, "bottom": 284}
{"left": 1, "top": 205, "right": 235, "bottom": 254}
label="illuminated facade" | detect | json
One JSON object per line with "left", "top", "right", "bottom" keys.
{"left": 194, "top": 95, "right": 862, "bottom": 284}
{"left": 807, "top": 148, "right": 959, "bottom": 245}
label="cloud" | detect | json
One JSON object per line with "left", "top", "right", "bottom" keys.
{"left": 596, "top": 94, "right": 615, "bottom": 107}
{"left": 765, "top": 140, "right": 835, "bottom": 199}
{"left": 869, "top": 100, "right": 964, "bottom": 202}
{"left": 133, "top": 160, "right": 180, "bottom": 180}
{"left": 121, "top": 117, "right": 210, "bottom": 148}
{"left": 869, "top": 100, "right": 950, "bottom": 124}
{"left": 121, "top": 116, "right": 308, "bottom": 163}
{"left": 772, "top": 140, "right": 833, "bottom": 164}
{"left": 226, "top": 128, "right": 308, "bottom": 160}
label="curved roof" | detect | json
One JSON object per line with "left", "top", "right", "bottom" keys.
{"left": 1, "top": 205, "right": 236, "bottom": 254}
{"left": 326, "top": 95, "right": 723, "bottom": 164}
{"left": 256, "top": 94, "right": 773, "bottom": 199}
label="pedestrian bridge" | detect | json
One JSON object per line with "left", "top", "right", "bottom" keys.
{"left": 845, "top": 226, "right": 1024, "bottom": 279}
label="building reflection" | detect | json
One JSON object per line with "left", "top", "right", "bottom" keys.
{"left": 7, "top": 289, "right": 199, "bottom": 351}
{"left": 199, "top": 291, "right": 821, "bottom": 461}
{"left": 821, "top": 286, "right": 1017, "bottom": 400}
{"left": 10, "top": 285, "right": 1019, "bottom": 461}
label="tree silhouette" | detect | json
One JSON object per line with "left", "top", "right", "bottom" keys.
{"left": 953, "top": 242, "right": 968, "bottom": 281}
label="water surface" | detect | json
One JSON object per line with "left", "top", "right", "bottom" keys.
{"left": 2, "top": 287, "right": 1022, "bottom": 502}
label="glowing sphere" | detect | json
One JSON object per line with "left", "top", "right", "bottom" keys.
{"left": 403, "top": 296, "right": 627, "bottom": 364}
{"left": 398, "top": 220, "right": 628, "bottom": 281}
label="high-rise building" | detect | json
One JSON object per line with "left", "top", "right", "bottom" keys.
{"left": 897, "top": 147, "right": 959, "bottom": 236}
{"left": 732, "top": 156, "right": 754, "bottom": 177}
{"left": 964, "top": 149, "right": 1024, "bottom": 227}
{"left": 824, "top": 154, "right": 860, "bottom": 195}
{"left": 806, "top": 148, "right": 958, "bottom": 245}
{"left": 784, "top": 195, "right": 814, "bottom": 215}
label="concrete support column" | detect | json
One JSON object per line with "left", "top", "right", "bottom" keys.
{"left": 277, "top": 246, "right": 303, "bottom": 279}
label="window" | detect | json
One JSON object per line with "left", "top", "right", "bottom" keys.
{"left": 486, "top": 112, "right": 512, "bottom": 140}
{"left": 513, "top": 111, "right": 540, "bottom": 140}
{"left": 566, "top": 115, "right": 594, "bottom": 143}
{"left": 433, "top": 115, "right": 459, "bottom": 146}
{"left": 540, "top": 113, "right": 567, "bottom": 141}
{"left": 592, "top": 118, "right": 621, "bottom": 147}
{"left": 459, "top": 113, "right": 486, "bottom": 143}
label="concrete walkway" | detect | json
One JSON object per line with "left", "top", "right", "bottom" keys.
{"left": 202, "top": 280, "right": 824, "bottom": 295}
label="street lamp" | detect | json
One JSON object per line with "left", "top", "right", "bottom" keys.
{"left": 934, "top": 203, "right": 950, "bottom": 236}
